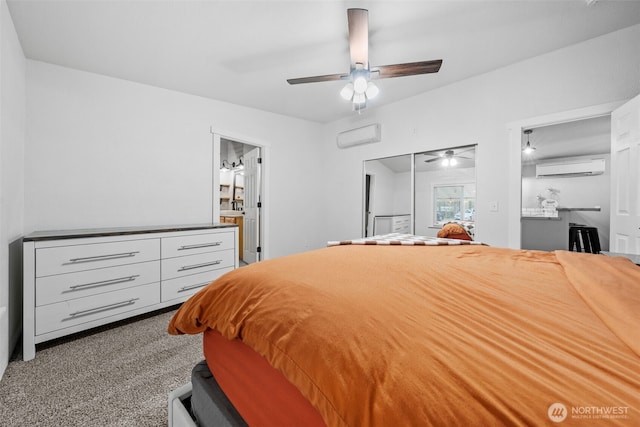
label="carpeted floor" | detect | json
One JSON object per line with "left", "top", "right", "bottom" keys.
{"left": 0, "top": 307, "right": 202, "bottom": 426}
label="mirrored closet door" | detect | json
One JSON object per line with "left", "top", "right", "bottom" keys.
{"left": 364, "top": 144, "right": 477, "bottom": 238}
{"left": 363, "top": 155, "right": 412, "bottom": 237}
{"left": 414, "top": 145, "right": 476, "bottom": 238}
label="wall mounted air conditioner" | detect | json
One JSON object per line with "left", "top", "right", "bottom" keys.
{"left": 536, "top": 159, "right": 605, "bottom": 178}
{"left": 336, "top": 123, "right": 381, "bottom": 148}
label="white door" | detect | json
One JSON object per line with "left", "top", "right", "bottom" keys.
{"left": 243, "top": 147, "right": 261, "bottom": 263}
{"left": 610, "top": 94, "right": 640, "bottom": 254}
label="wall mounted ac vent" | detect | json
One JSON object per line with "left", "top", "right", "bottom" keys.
{"left": 337, "top": 123, "right": 381, "bottom": 148}
{"left": 536, "top": 159, "right": 605, "bottom": 178}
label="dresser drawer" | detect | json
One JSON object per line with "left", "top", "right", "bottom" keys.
{"left": 35, "top": 282, "right": 160, "bottom": 336}
{"left": 36, "top": 261, "right": 160, "bottom": 306}
{"left": 161, "top": 267, "right": 233, "bottom": 302}
{"left": 161, "top": 250, "right": 235, "bottom": 281}
{"left": 161, "top": 231, "right": 234, "bottom": 259}
{"left": 392, "top": 216, "right": 410, "bottom": 233}
{"left": 36, "top": 238, "right": 160, "bottom": 277}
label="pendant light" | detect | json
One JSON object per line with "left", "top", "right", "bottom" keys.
{"left": 523, "top": 129, "right": 536, "bottom": 154}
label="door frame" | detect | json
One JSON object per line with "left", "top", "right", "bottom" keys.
{"left": 506, "top": 101, "right": 625, "bottom": 249}
{"left": 211, "top": 127, "right": 268, "bottom": 261}
{"left": 364, "top": 173, "right": 374, "bottom": 237}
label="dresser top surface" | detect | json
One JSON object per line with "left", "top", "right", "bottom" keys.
{"left": 24, "top": 223, "right": 237, "bottom": 242}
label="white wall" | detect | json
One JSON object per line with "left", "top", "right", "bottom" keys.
{"left": 363, "top": 159, "right": 412, "bottom": 235}
{"left": 392, "top": 171, "right": 411, "bottom": 216}
{"left": 320, "top": 24, "right": 640, "bottom": 247}
{"left": 25, "top": 60, "right": 325, "bottom": 258}
{"left": 364, "top": 159, "right": 403, "bottom": 218}
{"left": 0, "top": 0, "right": 26, "bottom": 377}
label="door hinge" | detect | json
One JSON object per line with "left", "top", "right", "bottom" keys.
{"left": 257, "top": 202, "right": 262, "bottom": 208}
{"left": 257, "top": 157, "right": 262, "bottom": 164}
{"left": 257, "top": 246, "right": 262, "bottom": 253}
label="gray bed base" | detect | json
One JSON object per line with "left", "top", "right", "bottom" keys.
{"left": 168, "top": 360, "right": 247, "bottom": 427}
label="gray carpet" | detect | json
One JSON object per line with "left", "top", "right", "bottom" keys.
{"left": 0, "top": 307, "right": 202, "bottom": 426}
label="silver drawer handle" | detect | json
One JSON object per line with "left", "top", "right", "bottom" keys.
{"left": 68, "top": 251, "right": 140, "bottom": 263}
{"left": 178, "top": 242, "right": 223, "bottom": 250}
{"left": 178, "top": 281, "right": 210, "bottom": 293}
{"left": 67, "top": 275, "right": 140, "bottom": 291}
{"left": 65, "top": 298, "right": 140, "bottom": 320}
{"left": 177, "top": 260, "right": 222, "bottom": 272}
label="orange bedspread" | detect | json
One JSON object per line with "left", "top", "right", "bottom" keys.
{"left": 169, "top": 245, "right": 640, "bottom": 426}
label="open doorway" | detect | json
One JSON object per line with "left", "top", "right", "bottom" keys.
{"left": 217, "top": 138, "right": 263, "bottom": 265}
{"left": 520, "top": 116, "right": 611, "bottom": 252}
{"left": 506, "top": 101, "right": 623, "bottom": 250}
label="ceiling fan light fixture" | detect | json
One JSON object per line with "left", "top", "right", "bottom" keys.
{"left": 352, "top": 92, "right": 366, "bottom": 105}
{"left": 441, "top": 158, "right": 450, "bottom": 167}
{"left": 353, "top": 75, "right": 368, "bottom": 94}
{"left": 450, "top": 157, "right": 458, "bottom": 166}
{"left": 365, "top": 81, "right": 379, "bottom": 99}
{"left": 340, "top": 83, "right": 355, "bottom": 100}
{"left": 286, "top": 9, "right": 443, "bottom": 116}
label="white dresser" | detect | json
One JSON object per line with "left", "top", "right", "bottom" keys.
{"left": 373, "top": 215, "right": 411, "bottom": 235}
{"left": 23, "top": 224, "right": 238, "bottom": 361}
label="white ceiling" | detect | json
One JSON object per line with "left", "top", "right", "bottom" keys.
{"left": 523, "top": 115, "right": 611, "bottom": 164}
{"left": 7, "top": 0, "right": 640, "bottom": 123}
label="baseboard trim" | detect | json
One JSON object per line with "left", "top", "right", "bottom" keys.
{"left": 0, "top": 306, "right": 8, "bottom": 380}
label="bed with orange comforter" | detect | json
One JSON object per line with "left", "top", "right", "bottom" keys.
{"left": 169, "top": 241, "right": 640, "bottom": 426}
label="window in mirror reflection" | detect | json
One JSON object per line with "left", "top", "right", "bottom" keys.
{"left": 415, "top": 145, "right": 476, "bottom": 238}
{"left": 433, "top": 184, "right": 476, "bottom": 223}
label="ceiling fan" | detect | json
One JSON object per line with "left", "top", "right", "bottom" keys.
{"left": 287, "top": 8, "right": 443, "bottom": 111}
{"left": 424, "top": 148, "right": 474, "bottom": 166}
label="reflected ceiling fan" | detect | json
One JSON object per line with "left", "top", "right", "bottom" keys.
{"left": 424, "top": 148, "right": 474, "bottom": 167}
{"left": 287, "top": 8, "right": 442, "bottom": 111}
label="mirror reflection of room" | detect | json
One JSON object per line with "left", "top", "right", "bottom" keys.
{"left": 416, "top": 145, "right": 476, "bottom": 239}
{"left": 520, "top": 116, "right": 611, "bottom": 253}
{"left": 363, "top": 145, "right": 476, "bottom": 239}
{"left": 363, "top": 155, "right": 412, "bottom": 237}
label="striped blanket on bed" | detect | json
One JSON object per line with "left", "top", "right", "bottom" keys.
{"left": 327, "top": 233, "right": 484, "bottom": 247}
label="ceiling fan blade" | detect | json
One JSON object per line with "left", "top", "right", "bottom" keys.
{"left": 348, "top": 8, "right": 369, "bottom": 69}
{"left": 424, "top": 157, "right": 442, "bottom": 163}
{"left": 287, "top": 73, "right": 347, "bottom": 85}
{"left": 454, "top": 147, "right": 475, "bottom": 155}
{"left": 374, "top": 60, "right": 443, "bottom": 79}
